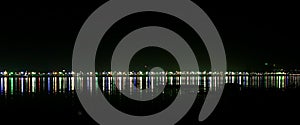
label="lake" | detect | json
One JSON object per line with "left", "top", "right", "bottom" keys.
{"left": 0, "top": 73, "right": 300, "bottom": 124}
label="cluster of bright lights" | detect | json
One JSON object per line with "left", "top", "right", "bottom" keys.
{"left": 0, "top": 70, "right": 74, "bottom": 77}
{"left": 0, "top": 70, "right": 296, "bottom": 77}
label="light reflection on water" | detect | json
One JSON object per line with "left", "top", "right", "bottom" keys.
{"left": 0, "top": 74, "right": 300, "bottom": 96}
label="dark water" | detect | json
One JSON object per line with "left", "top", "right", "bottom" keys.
{"left": 0, "top": 74, "right": 300, "bottom": 124}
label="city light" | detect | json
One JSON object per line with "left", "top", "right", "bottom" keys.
{"left": 0, "top": 70, "right": 298, "bottom": 77}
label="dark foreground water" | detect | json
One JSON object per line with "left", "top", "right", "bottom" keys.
{"left": 0, "top": 74, "right": 300, "bottom": 124}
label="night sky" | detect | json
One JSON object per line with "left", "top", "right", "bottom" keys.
{"left": 0, "top": 1, "right": 299, "bottom": 71}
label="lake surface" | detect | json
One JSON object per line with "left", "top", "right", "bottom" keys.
{"left": 0, "top": 74, "right": 300, "bottom": 124}
{"left": 1, "top": 74, "right": 300, "bottom": 95}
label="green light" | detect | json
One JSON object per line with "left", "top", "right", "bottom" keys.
{"left": 10, "top": 77, "right": 13, "bottom": 95}
{"left": 264, "top": 63, "right": 268, "bottom": 66}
